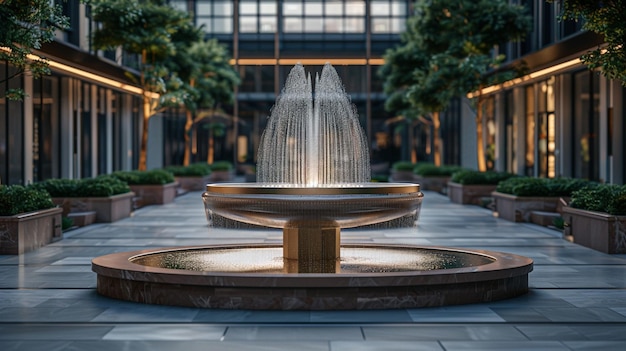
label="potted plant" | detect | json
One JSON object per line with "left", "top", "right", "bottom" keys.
{"left": 164, "top": 163, "right": 212, "bottom": 191}
{"left": 413, "top": 164, "right": 464, "bottom": 194}
{"left": 0, "top": 185, "right": 63, "bottom": 254}
{"left": 111, "top": 169, "right": 178, "bottom": 207}
{"left": 562, "top": 184, "right": 626, "bottom": 254}
{"left": 492, "top": 177, "right": 590, "bottom": 222}
{"left": 208, "top": 161, "right": 234, "bottom": 182}
{"left": 389, "top": 161, "right": 417, "bottom": 182}
{"left": 448, "top": 170, "right": 516, "bottom": 205}
{"left": 36, "top": 176, "right": 134, "bottom": 223}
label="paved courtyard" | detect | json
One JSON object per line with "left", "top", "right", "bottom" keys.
{"left": 1, "top": 190, "right": 626, "bottom": 350}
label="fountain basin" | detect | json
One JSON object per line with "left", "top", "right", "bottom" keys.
{"left": 92, "top": 244, "right": 533, "bottom": 310}
{"left": 202, "top": 183, "right": 424, "bottom": 228}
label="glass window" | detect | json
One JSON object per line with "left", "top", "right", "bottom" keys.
{"left": 346, "top": 1, "right": 365, "bottom": 15}
{"left": 304, "top": 17, "right": 323, "bottom": 32}
{"left": 169, "top": 1, "right": 187, "bottom": 12}
{"left": 260, "top": 1, "right": 277, "bottom": 14}
{"left": 214, "top": 1, "right": 233, "bottom": 15}
{"left": 213, "top": 17, "right": 232, "bottom": 33}
{"left": 344, "top": 17, "right": 364, "bottom": 32}
{"left": 371, "top": 1, "right": 391, "bottom": 16}
{"left": 325, "top": 1, "right": 343, "bottom": 15}
{"left": 372, "top": 18, "right": 391, "bottom": 33}
{"left": 391, "top": 1, "right": 406, "bottom": 16}
{"left": 197, "top": 2, "right": 211, "bottom": 15}
{"left": 305, "top": 2, "right": 323, "bottom": 15}
{"left": 240, "top": 16, "right": 257, "bottom": 32}
{"left": 240, "top": 1, "right": 257, "bottom": 15}
{"left": 325, "top": 17, "right": 343, "bottom": 32}
{"left": 283, "top": 1, "right": 303, "bottom": 16}
{"left": 284, "top": 17, "right": 302, "bottom": 32}
{"left": 525, "top": 85, "right": 535, "bottom": 176}
{"left": 260, "top": 16, "right": 276, "bottom": 32}
{"left": 391, "top": 18, "right": 405, "bottom": 32}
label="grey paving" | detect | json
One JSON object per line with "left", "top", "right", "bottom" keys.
{"left": 1, "top": 190, "right": 626, "bottom": 350}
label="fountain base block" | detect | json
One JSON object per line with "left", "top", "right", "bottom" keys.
{"left": 92, "top": 244, "right": 533, "bottom": 310}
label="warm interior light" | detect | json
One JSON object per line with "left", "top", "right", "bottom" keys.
{"left": 467, "top": 57, "right": 583, "bottom": 98}
{"left": 229, "top": 58, "right": 385, "bottom": 65}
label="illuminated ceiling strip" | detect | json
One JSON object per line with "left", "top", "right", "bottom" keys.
{"left": 0, "top": 47, "right": 153, "bottom": 98}
{"left": 230, "top": 58, "right": 385, "bottom": 65}
{"left": 467, "top": 57, "right": 583, "bottom": 98}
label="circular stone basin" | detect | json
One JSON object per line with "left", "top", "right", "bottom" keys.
{"left": 92, "top": 244, "right": 533, "bottom": 310}
{"left": 202, "top": 183, "right": 424, "bottom": 228}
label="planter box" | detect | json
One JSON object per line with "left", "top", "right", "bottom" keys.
{"left": 562, "top": 207, "right": 626, "bottom": 254}
{"left": 129, "top": 182, "right": 178, "bottom": 207}
{"left": 208, "top": 170, "right": 235, "bottom": 182}
{"left": 414, "top": 175, "right": 450, "bottom": 193}
{"left": 492, "top": 191, "right": 563, "bottom": 222}
{"left": 448, "top": 182, "right": 497, "bottom": 205}
{"left": 389, "top": 170, "right": 416, "bottom": 182}
{"left": 52, "top": 192, "right": 134, "bottom": 223}
{"left": 0, "top": 207, "right": 63, "bottom": 255}
{"left": 175, "top": 175, "right": 212, "bottom": 191}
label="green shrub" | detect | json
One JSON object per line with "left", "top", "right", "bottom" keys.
{"left": 210, "top": 161, "right": 233, "bottom": 172}
{"left": 570, "top": 184, "right": 626, "bottom": 215}
{"left": 111, "top": 170, "right": 175, "bottom": 185}
{"left": 164, "top": 163, "right": 212, "bottom": 176}
{"left": 0, "top": 185, "right": 55, "bottom": 216}
{"left": 35, "top": 177, "right": 131, "bottom": 197}
{"left": 391, "top": 161, "right": 418, "bottom": 172}
{"left": 62, "top": 217, "right": 74, "bottom": 230}
{"left": 496, "top": 177, "right": 593, "bottom": 197}
{"left": 33, "top": 178, "right": 80, "bottom": 197}
{"left": 414, "top": 164, "right": 464, "bottom": 177}
{"left": 75, "top": 176, "right": 131, "bottom": 197}
{"left": 450, "top": 170, "right": 516, "bottom": 185}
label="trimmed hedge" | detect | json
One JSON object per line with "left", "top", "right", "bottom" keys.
{"left": 570, "top": 184, "right": 626, "bottom": 215}
{"left": 35, "top": 176, "right": 131, "bottom": 197}
{"left": 209, "top": 161, "right": 233, "bottom": 172}
{"left": 414, "top": 164, "right": 464, "bottom": 177}
{"left": 450, "top": 170, "right": 516, "bottom": 185}
{"left": 496, "top": 177, "right": 592, "bottom": 197}
{"left": 391, "top": 161, "right": 418, "bottom": 172}
{"left": 111, "top": 170, "right": 175, "bottom": 185}
{"left": 0, "top": 185, "right": 55, "bottom": 216}
{"left": 164, "top": 163, "right": 212, "bottom": 177}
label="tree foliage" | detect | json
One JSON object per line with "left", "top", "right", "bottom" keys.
{"left": 0, "top": 0, "right": 69, "bottom": 100}
{"left": 553, "top": 0, "right": 626, "bottom": 85}
{"left": 380, "top": 0, "right": 530, "bottom": 169}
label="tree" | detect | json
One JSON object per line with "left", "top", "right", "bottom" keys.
{"left": 88, "top": 0, "right": 196, "bottom": 170}
{"left": 0, "top": 0, "right": 69, "bottom": 100}
{"left": 553, "top": 0, "right": 626, "bottom": 85}
{"left": 162, "top": 38, "right": 240, "bottom": 165}
{"left": 383, "top": 0, "right": 530, "bottom": 170}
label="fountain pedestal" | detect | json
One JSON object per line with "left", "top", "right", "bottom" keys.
{"left": 283, "top": 220, "right": 340, "bottom": 273}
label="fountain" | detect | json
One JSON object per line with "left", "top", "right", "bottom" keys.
{"left": 92, "top": 64, "right": 532, "bottom": 310}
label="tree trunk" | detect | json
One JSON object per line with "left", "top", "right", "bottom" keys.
{"left": 138, "top": 94, "right": 151, "bottom": 171}
{"left": 183, "top": 110, "right": 193, "bottom": 166}
{"left": 432, "top": 111, "right": 442, "bottom": 166}
{"left": 207, "top": 127, "right": 214, "bottom": 165}
{"left": 475, "top": 93, "right": 487, "bottom": 172}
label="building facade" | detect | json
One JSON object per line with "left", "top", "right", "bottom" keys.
{"left": 2, "top": 0, "right": 623, "bottom": 186}
{"left": 455, "top": 0, "right": 624, "bottom": 184}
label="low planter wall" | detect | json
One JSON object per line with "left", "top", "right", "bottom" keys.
{"left": 0, "top": 207, "right": 63, "bottom": 255}
{"left": 129, "top": 182, "right": 178, "bottom": 207}
{"left": 562, "top": 207, "right": 626, "bottom": 254}
{"left": 448, "top": 182, "right": 497, "bottom": 205}
{"left": 492, "top": 191, "right": 563, "bottom": 222}
{"left": 52, "top": 192, "right": 134, "bottom": 223}
{"left": 175, "top": 175, "right": 212, "bottom": 191}
{"left": 414, "top": 175, "right": 450, "bottom": 194}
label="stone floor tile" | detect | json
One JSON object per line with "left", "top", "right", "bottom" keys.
{"left": 224, "top": 326, "right": 364, "bottom": 341}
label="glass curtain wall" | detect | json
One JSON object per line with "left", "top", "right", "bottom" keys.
{"left": 0, "top": 62, "right": 25, "bottom": 185}
{"left": 537, "top": 77, "right": 556, "bottom": 178}
{"left": 32, "top": 76, "right": 61, "bottom": 182}
{"left": 524, "top": 85, "right": 535, "bottom": 176}
{"left": 505, "top": 90, "right": 517, "bottom": 173}
{"left": 572, "top": 70, "right": 600, "bottom": 181}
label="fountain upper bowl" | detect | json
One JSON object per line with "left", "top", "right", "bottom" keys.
{"left": 202, "top": 182, "right": 424, "bottom": 229}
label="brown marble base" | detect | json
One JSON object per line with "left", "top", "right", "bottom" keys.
{"left": 92, "top": 244, "right": 533, "bottom": 310}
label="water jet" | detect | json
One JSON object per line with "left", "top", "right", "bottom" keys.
{"left": 93, "top": 64, "right": 532, "bottom": 310}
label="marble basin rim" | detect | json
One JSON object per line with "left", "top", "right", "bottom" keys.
{"left": 91, "top": 243, "right": 533, "bottom": 288}
{"left": 202, "top": 182, "right": 424, "bottom": 229}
